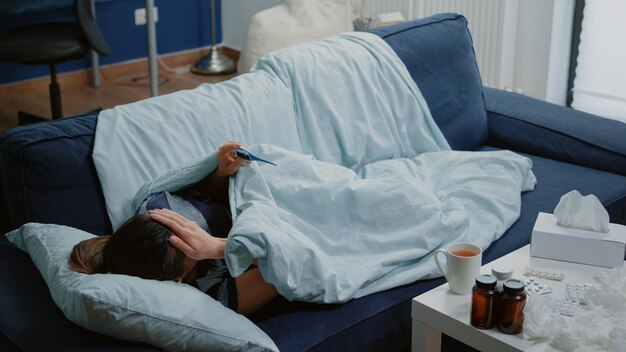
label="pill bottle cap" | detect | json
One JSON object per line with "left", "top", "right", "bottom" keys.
{"left": 491, "top": 266, "right": 514, "bottom": 281}
{"left": 475, "top": 274, "right": 497, "bottom": 288}
{"left": 503, "top": 279, "right": 525, "bottom": 294}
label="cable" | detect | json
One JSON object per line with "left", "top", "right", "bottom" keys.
{"left": 97, "top": 55, "right": 191, "bottom": 88}
{"left": 113, "top": 74, "right": 169, "bottom": 87}
{"left": 157, "top": 56, "right": 191, "bottom": 74}
{"left": 99, "top": 69, "right": 169, "bottom": 87}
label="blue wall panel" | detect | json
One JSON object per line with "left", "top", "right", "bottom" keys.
{"left": 0, "top": 0, "right": 221, "bottom": 85}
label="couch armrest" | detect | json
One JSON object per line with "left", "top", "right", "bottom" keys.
{"left": 484, "top": 87, "right": 626, "bottom": 176}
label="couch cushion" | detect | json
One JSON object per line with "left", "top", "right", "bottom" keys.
{"left": 371, "top": 13, "right": 487, "bottom": 151}
{"left": 0, "top": 113, "right": 111, "bottom": 235}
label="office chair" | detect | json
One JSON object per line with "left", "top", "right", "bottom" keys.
{"left": 0, "top": 0, "right": 111, "bottom": 124}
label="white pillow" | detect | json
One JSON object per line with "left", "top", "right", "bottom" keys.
{"left": 5, "top": 223, "right": 278, "bottom": 352}
{"left": 238, "top": 0, "right": 352, "bottom": 73}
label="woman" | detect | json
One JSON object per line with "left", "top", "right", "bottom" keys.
{"left": 69, "top": 141, "right": 278, "bottom": 316}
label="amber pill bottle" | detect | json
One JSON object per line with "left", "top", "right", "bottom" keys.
{"left": 491, "top": 266, "right": 513, "bottom": 328}
{"left": 497, "top": 279, "right": 526, "bottom": 335}
{"left": 470, "top": 274, "right": 497, "bottom": 329}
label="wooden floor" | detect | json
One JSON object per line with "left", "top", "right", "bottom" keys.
{"left": 0, "top": 48, "right": 238, "bottom": 132}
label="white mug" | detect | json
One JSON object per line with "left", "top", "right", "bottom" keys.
{"left": 434, "top": 243, "right": 482, "bottom": 295}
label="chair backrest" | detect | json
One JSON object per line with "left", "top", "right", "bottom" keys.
{"left": 75, "top": 0, "right": 111, "bottom": 56}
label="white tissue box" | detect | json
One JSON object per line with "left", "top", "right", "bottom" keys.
{"left": 373, "top": 12, "right": 404, "bottom": 28}
{"left": 530, "top": 212, "right": 626, "bottom": 268}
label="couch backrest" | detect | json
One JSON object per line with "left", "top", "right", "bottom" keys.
{"left": 371, "top": 13, "right": 487, "bottom": 151}
{"left": 0, "top": 113, "right": 111, "bottom": 235}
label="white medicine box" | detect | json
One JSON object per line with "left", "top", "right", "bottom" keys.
{"left": 530, "top": 212, "right": 626, "bottom": 268}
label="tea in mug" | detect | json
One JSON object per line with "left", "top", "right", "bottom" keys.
{"left": 451, "top": 250, "right": 478, "bottom": 257}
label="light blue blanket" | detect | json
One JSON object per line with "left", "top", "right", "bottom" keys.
{"left": 93, "top": 32, "right": 536, "bottom": 303}
{"left": 226, "top": 145, "right": 534, "bottom": 302}
{"left": 93, "top": 32, "right": 448, "bottom": 229}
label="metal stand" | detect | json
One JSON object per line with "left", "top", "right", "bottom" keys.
{"left": 90, "top": 0, "right": 100, "bottom": 88}
{"left": 16, "top": 64, "right": 63, "bottom": 125}
{"left": 88, "top": 0, "right": 158, "bottom": 96}
{"left": 191, "top": 0, "right": 235, "bottom": 75}
{"left": 18, "top": 63, "right": 101, "bottom": 125}
{"left": 145, "top": 0, "right": 159, "bottom": 96}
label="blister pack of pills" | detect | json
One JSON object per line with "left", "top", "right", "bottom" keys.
{"left": 523, "top": 276, "right": 553, "bottom": 296}
{"left": 542, "top": 296, "right": 582, "bottom": 316}
{"left": 523, "top": 266, "right": 565, "bottom": 281}
{"left": 565, "top": 283, "right": 593, "bottom": 305}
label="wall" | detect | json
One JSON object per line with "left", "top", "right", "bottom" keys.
{"left": 0, "top": 0, "right": 221, "bottom": 86}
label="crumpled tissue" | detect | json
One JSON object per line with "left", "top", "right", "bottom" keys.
{"left": 553, "top": 190, "right": 610, "bottom": 232}
{"left": 523, "top": 268, "right": 626, "bottom": 351}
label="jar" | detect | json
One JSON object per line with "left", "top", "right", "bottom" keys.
{"left": 470, "top": 274, "right": 497, "bottom": 329}
{"left": 497, "top": 279, "right": 526, "bottom": 334}
{"left": 491, "top": 266, "right": 513, "bottom": 328}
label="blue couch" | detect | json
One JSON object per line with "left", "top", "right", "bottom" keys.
{"left": 2, "top": 13, "right": 626, "bottom": 351}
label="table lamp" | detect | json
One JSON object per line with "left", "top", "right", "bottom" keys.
{"left": 191, "top": 0, "right": 235, "bottom": 75}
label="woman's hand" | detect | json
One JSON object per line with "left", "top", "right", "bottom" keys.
{"left": 215, "top": 141, "right": 248, "bottom": 178}
{"left": 148, "top": 209, "right": 226, "bottom": 260}
{"left": 192, "top": 141, "right": 247, "bottom": 205}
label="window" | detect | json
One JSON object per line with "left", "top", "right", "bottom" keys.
{"left": 570, "top": 0, "right": 626, "bottom": 123}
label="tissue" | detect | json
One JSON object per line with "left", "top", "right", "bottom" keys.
{"left": 553, "top": 190, "right": 610, "bottom": 232}
{"left": 523, "top": 268, "right": 626, "bottom": 351}
{"left": 609, "top": 327, "right": 626, "bottom": 352}
{"left": 523, "top": 294, "right": 554, "bottom": 340}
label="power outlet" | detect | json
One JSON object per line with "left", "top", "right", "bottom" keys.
{"left": 134, "top": 7, "right": 159, "bottom": 26}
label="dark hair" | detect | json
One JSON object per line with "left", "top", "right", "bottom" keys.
{"left": 102, "top": 214, "right": 186, "bottom": 281}
{"left": 69, "top": 236, "right": 109, "bottom": 274}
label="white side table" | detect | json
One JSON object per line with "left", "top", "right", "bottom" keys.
{"left": 411, "top": 245, "right": 626, "bottom": 352}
